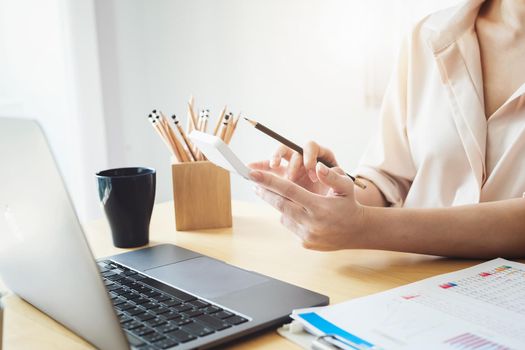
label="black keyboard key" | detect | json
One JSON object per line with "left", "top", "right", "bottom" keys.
{"left": 162, "top": 299, "right": 181, "bottom": 307}
{"left": 142, "top": 289, "right": 161, "bottom": 298}
{"left": 203, "top": 306, "right": 222, "bottom": 314}
{"left": 157, "top": 322, "right": 178, "bottom": 334}
{"left": 119, "top": 278, "right": 137, "bottom": 287}
{"left": 135, "top": 312, "right": 156, "bottom": 322}
{"left": 182, "top": 309, "right": 203, "bottom": 318}
{"left": 112, "top": 298, "right": 126, "bottom": 306}
{"left": 123, "top": 269, "right": 137, "bottom": 276}
{"left": 132, "top": 326, "right": 154, "bottom": 337}
{"left": 122, "top": 320, "right": 142, "bottom": 330}
{"left": 107, "top": 285, "right": 124, "bottom": 293}
{"left": 167, "top": 329, "right": 197, "bottom": 343}
{"left": 175, "top": 317, "right": 193, "bottom": 326}
{"left": 118, "top": 314, "right": 133, "bottom": 324}
{"left": 153, "top": 294, "right": 171, "bottom": 303}
{"left": 181, "top": 321, "right": 214, "bottom": 337}
{"left": 133, "top": 297, "right": 151, "bottom": 305}
{"left": 161, "top": 311, "right": 182, "bottom": 321}
{"left": 225, "top": 315, "right": 248, "bottom": 325}
{"left": 102, "top": 271, "right": 117, "bottom": 278}
{"left": 214, "top": 311, "right": 233, "bottom": 319}
{"left": 145, "top": 317, "right": 167, "bottom": 328}
{"left": 194, "top": 314, "right": 231, "bottom": 331}
{"left": 187, "top": 300, "right": 209, "bottom": 309}
{"left": 107, "top": 274, "right": 126, "bottom": 281}
{"left": 173, "top": 304, "right": 193, "bottom": 313}
{"left": 151, "top": 306, "right": 170, "bottom": 315}
{"left": 127, "top": 308, "right": 146, "bottom": 317}
{"left": 130, "top": 273, "right": 147, "bottom": 281}
{"left": 142, "top": 301, "right": 159, "bottom": 310}
{"left": 120, "top": 291, "right": 140, "bottom": 300}
{"left": 141, "top": 278, "right": 196, "bottom": 302}
{"left": 142, "top": 331, "right": 166, "bottom": 343}
{"left": 155, "top": 338, "right": 179, "bottom": 349}
{"left": 115, "top": 302, "right": 135, "bottom": 311}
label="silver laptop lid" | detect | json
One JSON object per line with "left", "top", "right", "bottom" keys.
{"left": 0, "top": 118, "right": 128, "bottom": 350}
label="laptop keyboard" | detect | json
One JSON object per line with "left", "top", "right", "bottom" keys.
{"left": 98, "top": 260, "right": 248, "bottom": 349}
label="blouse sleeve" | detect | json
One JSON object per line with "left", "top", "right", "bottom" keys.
{"left": 354, "top": 35, "right": 416, "bottom": 207}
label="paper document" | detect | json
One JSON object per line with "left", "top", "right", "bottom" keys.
{"left": 291, "top": 258, "right": 525, "bottom": 350}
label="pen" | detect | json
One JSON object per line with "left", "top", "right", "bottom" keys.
{"left": 244, "top": 117, "right": 366, "bottom": 189}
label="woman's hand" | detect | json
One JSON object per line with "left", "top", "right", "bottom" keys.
{"left": 249, "top": 141, "right": 338, "bottom": 196}
{"left": 249, "top": 162, "right": 366, "bottom": 251}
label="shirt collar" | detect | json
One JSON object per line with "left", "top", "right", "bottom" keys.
{"left": 423, "top": 0, "right": 485, "bottom": 53}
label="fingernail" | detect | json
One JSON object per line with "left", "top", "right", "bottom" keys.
{"left": 249, "top": 170, "right": 263, "bottom": 182}
{"left": 308, "top": 169, "right": 318, "bottom": 182}
{"left": 317, "top": 162, "right": 329, "bottom": 176}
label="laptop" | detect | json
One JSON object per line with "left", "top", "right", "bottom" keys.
{"left": 0, "top": 118, "right": 328, "bottom": 350}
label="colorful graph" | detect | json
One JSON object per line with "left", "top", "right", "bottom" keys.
{"left": 444, "top": 333, "right": 511, "bottom": 350}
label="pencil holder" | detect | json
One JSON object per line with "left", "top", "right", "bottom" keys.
{"left": 171, "top": 161, "right": 232, "bottom": 231}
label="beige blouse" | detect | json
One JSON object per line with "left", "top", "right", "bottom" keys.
{"left": 355, "top": 0, "right": 525, "bottom": 207}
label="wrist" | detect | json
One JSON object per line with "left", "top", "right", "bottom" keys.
{"left": 352, "top": 205, "right": 378, "bottom": 249}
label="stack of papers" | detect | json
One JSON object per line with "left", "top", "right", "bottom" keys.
{"left": 288, "top": 258, "right": 525, "bottom": 350}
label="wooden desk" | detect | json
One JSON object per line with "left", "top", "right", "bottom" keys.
{"left": 2, "top": 201, "right": 487, "bottom": 349}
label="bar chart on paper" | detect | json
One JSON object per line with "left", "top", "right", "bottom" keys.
{"left": 291, "top": 259, "right": 525, "bottom": 350}
{"left": 444, "top": 333, "right": 510, "bottom": 350}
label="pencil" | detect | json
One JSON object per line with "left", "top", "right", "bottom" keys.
{"left": 213, "top": 105, "right": 227, "bottom": 136}
{"left": 148, "top": 114, "right": 182, "bottom": 162}
{"left": 225, "top": 113, "right": 240, "bottom": 144}
{"left": 243, "top": 117, "right": 366, "bottom": 189}
{"left": 187, "top": 101, "right": 198, "bottom": 133}
{"left": 172, "top": 114, "right": 197, "bottom": 161}
{"left": 219, "top": 113, "right": 231, "bottom": 141}
{"left": 156, "top": 111, "right": 189, "bottom": 162}
{"left": 201, "top": 109, "right": 209, "bottom": 133}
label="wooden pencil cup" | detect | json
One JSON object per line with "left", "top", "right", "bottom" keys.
{"left": 171, "top": 161, "right": 232, "bottom": 231}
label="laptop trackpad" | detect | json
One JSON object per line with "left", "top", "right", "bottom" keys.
{"left": 145, "top": 257, "right": 269, "bottom": 299}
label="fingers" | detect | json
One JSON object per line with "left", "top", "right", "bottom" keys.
{"left": 250, "top": 170, "right": 317, "bottom": 208}
{"left": 254, "top": 186, "right": 307, "bottom": 223}
{"left": 271, "top": 145, "right": 293, "bottom": 169}
{"left": 248, "top": 160, "right": 271, "bottom": 171}
{"left": 316, "top": 163, "right": 354, "bottom": 196}
{"left": 287, "top": 151, "right": 303, "bottom": 181}
{"left": 303, "top": 141, "right": 320, "bottom": 182}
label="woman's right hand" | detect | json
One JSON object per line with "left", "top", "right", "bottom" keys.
{"left": 249, "top": 141, "right": 338, "bottom": 196}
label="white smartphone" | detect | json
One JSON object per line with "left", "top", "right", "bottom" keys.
{"left": 189, "top": 131, "right": 251, "bottom": 179}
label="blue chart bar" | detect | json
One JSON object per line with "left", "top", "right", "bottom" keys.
{"left": 298, "top": 312, "right": 376, "bottom": 349}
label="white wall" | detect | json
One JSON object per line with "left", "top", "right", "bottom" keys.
{"left": 1, "top": 0, "right": 459, "bottom": 221}
{"left": 94, "top": 0, "right": 458, "bottom": 215}
{"left": 0, "top": 0, "right": 107, "bottom": 221}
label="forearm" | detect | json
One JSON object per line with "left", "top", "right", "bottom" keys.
{"left": 361, "top": 198, "right": 525, "bottom": 258}
{"left": 354, "top": 178, "right": 388, "bottom": 207}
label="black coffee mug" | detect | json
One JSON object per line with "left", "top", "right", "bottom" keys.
{"left": 96, "top": 167, "right": 156, "bottom": 248}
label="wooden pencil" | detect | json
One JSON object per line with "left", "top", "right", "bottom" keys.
{"left": 172, "top": 114, "right": 196, "bottom": 161}
{"left": 148, "top": 114, "right": 182, "bottom": 161}
{"left": 213, "top": 106, "right": 227, "bottom": 136}
{"left": 156, "top": 111, "right": 189, "bottom": 162}
{"left": 243, "top": 117, "right": 367, "bottom": 189}
{"left": 219, "top": 113, "right": 231, "bottom": 141}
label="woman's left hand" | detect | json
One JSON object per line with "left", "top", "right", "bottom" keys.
{"left": 249, "top": 162, "right": 367, "bottom": 251}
